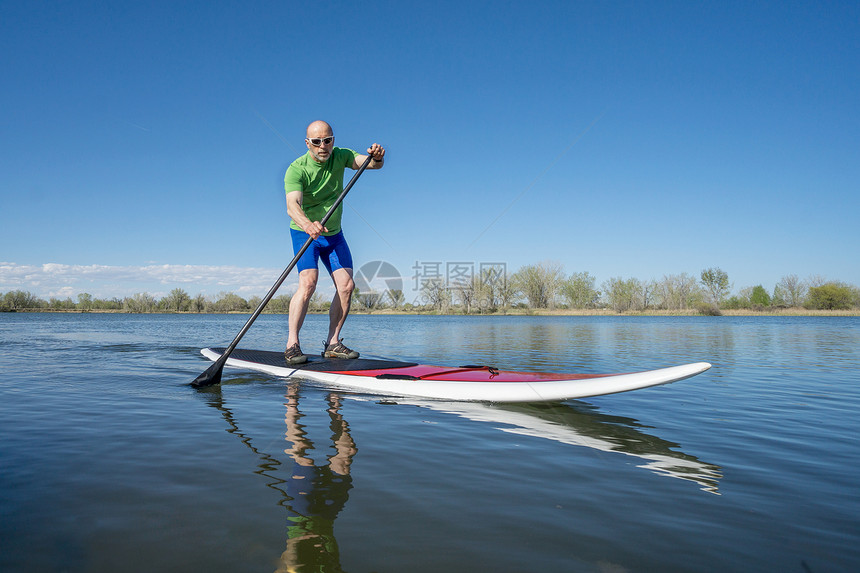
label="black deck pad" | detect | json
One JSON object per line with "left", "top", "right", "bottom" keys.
{"left": 211, "top": 348, "right": 418, "bottom": 372}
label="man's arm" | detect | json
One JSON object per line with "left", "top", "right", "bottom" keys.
{"left": 286, "top": 190, "right": 327, "bottom": 240}
{"left": 352, "top": 142, "right": 386, "bottom": 170}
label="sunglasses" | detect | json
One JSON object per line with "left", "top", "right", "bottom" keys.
{"left": 307, "top": 136, "right": 334, "bottom": 146}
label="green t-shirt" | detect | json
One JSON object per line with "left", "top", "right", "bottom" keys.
{"left": 284, "top": 147, "right": 359, "bottom": 235}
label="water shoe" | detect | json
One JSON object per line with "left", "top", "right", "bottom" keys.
{"left": 284, "top": 343, "right": 307, "bottom": 365}
{"left": 323, "top": 339, "right": 359, "bottom": 359}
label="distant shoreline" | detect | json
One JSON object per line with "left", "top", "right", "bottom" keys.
{"left": 8, "top": 308, "right": 860, "bottom": 317}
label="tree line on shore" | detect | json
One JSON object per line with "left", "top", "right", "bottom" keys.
{"left": 414, "top": 264, "right": 859, "bottom": 314}
{"left": 2, "top": 264, "right": 858, "bottom": 314}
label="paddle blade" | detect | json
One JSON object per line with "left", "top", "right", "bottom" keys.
{"left": 191, "top": 359, "right": 224, "bottom": 388}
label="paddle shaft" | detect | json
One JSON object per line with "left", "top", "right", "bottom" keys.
{"left": 191, "top": 153, "right": 374, "bottom": 388}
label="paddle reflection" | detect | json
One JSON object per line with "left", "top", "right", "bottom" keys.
{"left": 394, "top": 399, "right": 723, "bottom": 494}
{"left": 204, "top": 384, "right": 355, "bottom": 573}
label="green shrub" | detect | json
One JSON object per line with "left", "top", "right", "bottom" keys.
{"left": 805, "top": 282, "right": 855, "bottom": 310}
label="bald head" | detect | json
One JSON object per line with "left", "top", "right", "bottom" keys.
{"left": 305, "top": 120, "right": 335, "bottom": 163}
{"left": 306, "top": 120, "right": 333, "bottom": 139}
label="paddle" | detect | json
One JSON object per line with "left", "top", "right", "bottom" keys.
{"left": 191, "top": 153, "right": 375, "bottom": 388}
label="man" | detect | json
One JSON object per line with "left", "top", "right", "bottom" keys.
{"left": 283, "top": 120, "right": 385, "bottom": 365}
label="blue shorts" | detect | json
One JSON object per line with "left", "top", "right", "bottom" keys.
{"left": 290, "top": 229, "right": 354, "bottom": 274}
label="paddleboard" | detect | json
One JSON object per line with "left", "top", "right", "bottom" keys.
{"left": 200, "top": 348, "right": 711, "bottom": 402}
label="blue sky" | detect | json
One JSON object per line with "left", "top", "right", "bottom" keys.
{"left": 2, "top": 0, "right": 858, "bottom": 301}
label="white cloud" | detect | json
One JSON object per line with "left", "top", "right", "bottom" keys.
{"left": 0, "top": 262, "right": 305, "bottom": 299}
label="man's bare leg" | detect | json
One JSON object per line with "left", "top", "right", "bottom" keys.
{"left": 327, "top": 267, "right": 355, "bottom": 346}
{"left": 287, "top": 269, "right": 319, "bottom": 349}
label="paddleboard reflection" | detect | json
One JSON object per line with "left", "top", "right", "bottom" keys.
{"left": 369, "top": 398, "right": 723, "bottom": 495}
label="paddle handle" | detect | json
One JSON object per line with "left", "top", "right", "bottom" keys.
{"left": 192, "top": 153, "right": 374, "bottom": 387}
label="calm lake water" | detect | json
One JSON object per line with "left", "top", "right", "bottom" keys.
{"left": 1, "top": 313, "right": 858, "bottom": 572}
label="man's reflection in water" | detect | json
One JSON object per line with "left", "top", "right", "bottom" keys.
{"left": 275, "top": 384, "right": 356, "bottom": 573}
